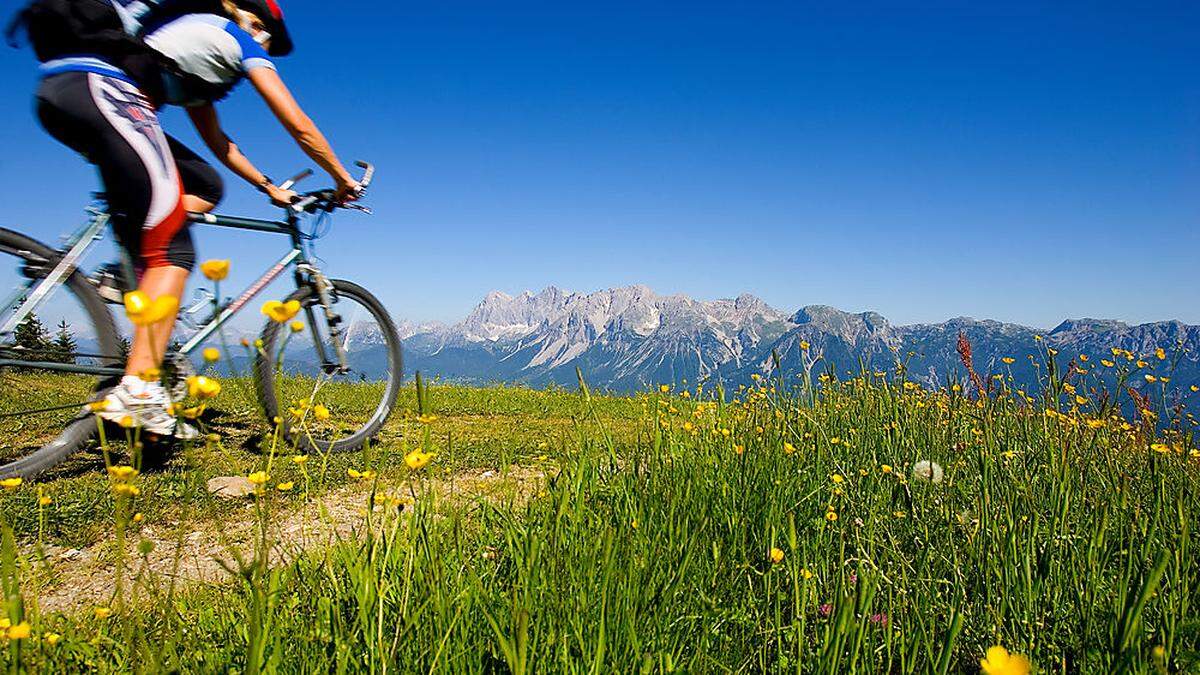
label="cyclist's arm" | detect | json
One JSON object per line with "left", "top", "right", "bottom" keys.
{"left": 186, "top": 104, "right": 293, "bottom": 204}
{"left": 247, "top": 68, "right": 357, "bottom": 194}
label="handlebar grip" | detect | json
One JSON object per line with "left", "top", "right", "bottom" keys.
{"left": 356, "top": 161, "right": 375, "bottom": 189}
{"left": 280, "top": 169, "right": 313, "bottom": 191}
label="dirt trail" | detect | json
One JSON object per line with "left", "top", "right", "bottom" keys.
{"left": 28, "top": 466, "right": 547, "bottom": 615}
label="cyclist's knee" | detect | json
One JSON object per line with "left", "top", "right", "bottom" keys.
{"left": 183, "top": 194, "right": 217, "bottom": 213}
{"left": 183, "top": 162, "right": 224, "bottom": 207}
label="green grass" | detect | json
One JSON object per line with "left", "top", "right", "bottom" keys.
{"left": 0, "top": 352, "right": 1197, "bottom": 672}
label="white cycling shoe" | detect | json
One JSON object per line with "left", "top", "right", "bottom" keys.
{"left": 91, "top": 380, "right": 200, "bottom": 441}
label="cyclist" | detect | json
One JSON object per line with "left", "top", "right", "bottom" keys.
{"left": 26, "top": 0, "right": 360, "bottom": 436}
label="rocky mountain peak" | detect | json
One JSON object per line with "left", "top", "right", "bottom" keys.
{"left": 1050, "top": 318, "right": 1130, "bottom": 335}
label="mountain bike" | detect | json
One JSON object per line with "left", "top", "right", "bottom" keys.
{"left": 0, "top": 162, "right": 403, "bottom": 479}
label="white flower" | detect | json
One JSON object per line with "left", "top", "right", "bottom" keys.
{"left": 912, "top": 460, "right": 944, "bottom": 484}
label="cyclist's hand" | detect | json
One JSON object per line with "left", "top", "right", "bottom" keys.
{"left": 335, "top": 177, "right": 363, "bottom": 204}
{"left": 265, "top": 184, "right": 300, "bottom": 208}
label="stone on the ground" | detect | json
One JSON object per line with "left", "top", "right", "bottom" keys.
{"left": 207, "top": 476, "right": 257, "bottom": 499}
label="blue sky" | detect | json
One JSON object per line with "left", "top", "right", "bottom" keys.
{"left": 1, "top": 1, "right": 1197, "bottom": 328}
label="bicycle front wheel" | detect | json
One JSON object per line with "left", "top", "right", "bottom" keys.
{"left": 254, "top": 279, "right": 403, "bottom": 454}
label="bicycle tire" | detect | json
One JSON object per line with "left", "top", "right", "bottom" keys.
{"left": 0, "top": 228, "right": 122, "bottom": 479}
{"left": 253, "top": 279, "right": 403, "bottom": 454}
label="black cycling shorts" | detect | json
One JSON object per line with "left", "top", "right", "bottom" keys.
{"left": 36, "top": 71, "right": 223, "bottom": 274}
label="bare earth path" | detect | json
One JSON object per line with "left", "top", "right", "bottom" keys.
{"left": 27, "top": 466, "right": 547, "bottom": 615}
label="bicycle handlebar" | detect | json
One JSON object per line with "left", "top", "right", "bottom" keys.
{"left": 287, "top": 161, "right": 374, "bottom": 214}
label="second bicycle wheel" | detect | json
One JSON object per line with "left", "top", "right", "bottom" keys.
{"left": 0, "top": 227, "right": 123, "bottom": 479}
{"left": 254, "top": 279, "right": 403, "bottom": 454}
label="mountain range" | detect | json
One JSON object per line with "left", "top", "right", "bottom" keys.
{"left": 397, "top": 286, "right": 1200, "bottom": 406}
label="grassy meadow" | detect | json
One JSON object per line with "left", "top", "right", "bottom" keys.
{"left": 0, "top": 341, "right": 1197, "bottom": 673}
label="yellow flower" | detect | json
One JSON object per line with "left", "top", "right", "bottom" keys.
{"left": 1002, "top": 357, "right": 1015, "bottom": 365}
{"left": 769, "top": 547, "right": 785, "bottom": 564}
{"left": 348, "top": 468, "right": 377, "bottom": 481}
{"left": 825, "top": 511, "right": 838, "bottom": 522}
{"left": 1145, "top": 374, "right": 1157, "bottom": 384}
{"left": 1150, "top": 443, "right": 1170, "bottom": 454}
{"left": 1074, "top": 395, "right": 1087, "bottom": 406}
{"left": 893, "top": 511, "right": 906, "bottom": 518}
{"left": 112, "top": 483, "right": 140, "bottom": 497}
{"left": 247, "top": 471, "right": 270, "bottom": 485}
{"left": 292, "top": 454, "right": 309, "bottom": 465}
{"left": 43, "top": 632, "right": 61, "bottom": 646}
{"left": 404, "top": 450, "right": 435, "bottom": 470}
{"left": 881, "top": 464, "right": 893, "bottom": 474}
{"left": 202, "top": 347, "right": 221, "bottom": 362}
{"left": 1192, "top": 385, "right": 1199, "bottom": 393}
{"left": 186, "top": 375, "right": 222, "bottom": 399}
{"left": 87, "top": 399, "right": 110, "bottom": 412}
{"left": 0, "top": 478, "right": 22, "bottom": 490}
{"left": 734, "top": 444, "right": 745, "bottom": 455}
{"left": 289, "top": 320, "right": 305, "bottom": 333}
{"left": 313, "top": 404, "right": 331, "bottom": 421}
{"left": 38, "top": 495, "right": 52, "bottom": 506}
{"left": 1101, "top": 359, "right": 1115, "bottom": 367}
{"left": 261, "top": 299, "right": 302, "bottom": 323}
{"left": 132, "top": 512, "right": 144, "bottom": 523}
{"left": 94, "top": 607, "right": 112, "bottom": 619}
{"left": 182, "top": 405, "right": 205, "bottom": 420}
{"left": 276, "top": 482, "right": 294, "bottom": 492}
{"left": 831, "top": 474, "right": 844, "bottom": 484}
{"left": 799, "top": 341, "right": 810, "bottom": 351}
{"left": 123, "top": 291, "right": 178, "bottom": 326}
{"left": 801, "top": 568, "right": 814, "bottom": 580}
{"left": 1156, "top": 347, "right": 1166, "bottom": 360}
{"left": 980, "top": 645, "right": 1031, "bottom": 675}
{"left": 1079, "top": 354, "right": 1089, "bottom": 362}
{"left": 7, "top": 622, "right": 31, "bottom": 640}
{"left": 783, "top": 442, "right": 796, "bottom": 454}
{"left": 200, "top": 259, "right": 230, "bottom": 281}
{"left": 416, "top": 414, "right": 438, "bottom": 424}
{"left": 829, "top": 437, "right": 841, "bottom": 445}
{"left": 659, "top": 384, "right": 670, "bottom": 394}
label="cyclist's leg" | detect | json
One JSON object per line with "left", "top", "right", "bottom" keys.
{"left": 38, "top": 72, "right": 195, "bottom": 436}
{"left": 168, "top": 135, "right": 224, "bottom": 214}
{"left": 79, "top": 74, "right": 192, "bottom": 380}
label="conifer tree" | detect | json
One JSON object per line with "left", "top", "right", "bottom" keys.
{"left": 52, "top": 319, "right": 77, "bottom": 364}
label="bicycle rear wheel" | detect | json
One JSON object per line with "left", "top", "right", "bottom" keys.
{"left": 254, "top": 279, "right": 402, "bottom": 454}
{"left": 0, "top": 228, "right": 122, "bottom": 479}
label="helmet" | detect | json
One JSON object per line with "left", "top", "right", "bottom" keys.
{"left": 232, "top": 0, "right": 292, "bottom": 56}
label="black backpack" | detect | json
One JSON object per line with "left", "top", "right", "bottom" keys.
{"left": 6, "top": 0, "right": 226, "bottom": 104}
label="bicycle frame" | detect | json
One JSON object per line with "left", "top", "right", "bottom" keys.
{"left": 0, "top": 203, "right": 333, "bottom": 378}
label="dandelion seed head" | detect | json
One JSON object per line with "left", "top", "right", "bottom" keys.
{"left": 912, "top": 460, "right": 944, "bottom": 484}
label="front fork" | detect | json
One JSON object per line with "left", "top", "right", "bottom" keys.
{"left": 299, "top": 265, "right": 349, "bottom": 374}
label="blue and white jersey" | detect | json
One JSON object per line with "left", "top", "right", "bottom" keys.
{"left": 144, "top": 14, "right": 276, "bottom": 107}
